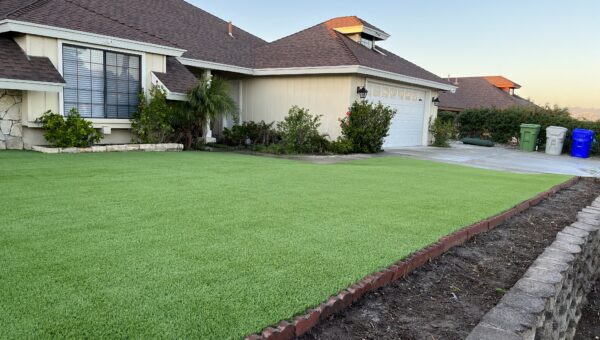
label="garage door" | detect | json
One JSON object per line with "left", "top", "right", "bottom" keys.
{"left": 367, "top": 83, "right": 427, "bottom": 148}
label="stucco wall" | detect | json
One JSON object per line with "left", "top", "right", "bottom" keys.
{"left": 0, "top": 89, "right": 23, "bottom": 150}
{"left": 240, "top": 74, "right": 438, "bottom": 143}
{"left": 241, "top": 75, "right": 359, "bottom": 139}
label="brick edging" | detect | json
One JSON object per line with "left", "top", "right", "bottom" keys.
{"left": 245, "top": 176, "right": 582, "bottom": 340}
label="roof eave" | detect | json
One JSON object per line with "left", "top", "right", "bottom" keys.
{"left": 0, "top": 78, "right": 65, "bottom": 92}
{"left": 0, "top": 19, "right": 186, "bottom": 57}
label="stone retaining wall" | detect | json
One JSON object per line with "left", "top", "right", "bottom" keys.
{"left": 467, "top": 198, "right": 600, "bottom": 340}
{"left": 0, "top": 89, "right": 23, "bottom": 150}
{"left": 29, "top": 144, "right": 184, "bottom": 153}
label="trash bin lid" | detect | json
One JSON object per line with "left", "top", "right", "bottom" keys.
{"left": 520, "top": 124, "right": 541, "bottom": 128}
{"left": 573, "top": 129, "right": 595, "bottom": 138}
{"left": 546, "top": 126, "right": 568, "bottom": 133}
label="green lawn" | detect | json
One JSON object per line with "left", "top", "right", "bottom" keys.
{"left": 0, "top": 151, "right": 568, "bottom": 339}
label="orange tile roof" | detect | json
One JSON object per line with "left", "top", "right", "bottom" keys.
{"left": 484, "top": 76, "right": 521, "bottom": 89}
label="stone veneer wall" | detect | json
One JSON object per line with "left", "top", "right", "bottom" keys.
{"left": 467, "top": 198, "right": 600, "bottom": 340}
{"left": 0, "top": 89, "right": 23, "bottom": 150}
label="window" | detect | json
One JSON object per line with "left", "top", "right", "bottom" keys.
{"left": 360, "top": 35, "right": 374, "bottom": 49}
{"left": 63, "top": 45, "right": 141, "bottom": 119}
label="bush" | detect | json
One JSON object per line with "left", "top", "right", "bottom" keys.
{"left": 131, "top": 86, "right": 174, "bottom": 144}
{"left": 340, "top": 101, "right": 396, "bottom": 153}
{"left": 277, "top": 106, "right": 330, "bottom": 154}
{"left": 437, "top": 110, "right": 459, "bottom": 125}
{"left": 329, "top": 137, "right": 354, "bottom": 154}
{"left": 456, "top": 105, "right": 600, "bottom": 154}
{"left": 36, "top": 108, "right": 102, "bottom": 147}
{"left": 222, "top": 121, "right": 279, "bottom": 146}
{"left": 429, "top": 116, "right": 456, "bottom": 147}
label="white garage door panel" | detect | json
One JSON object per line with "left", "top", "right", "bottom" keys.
{"left": 367, "top": 83, "right": 426, "bottom": 148}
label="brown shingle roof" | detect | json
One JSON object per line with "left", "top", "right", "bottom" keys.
{"left": 254, "top": 19, "right": 448, "bottom": 85}
{"left": 3, "top": 0, "right": 178, "bottom": 48}
{"left": 0, "top": 35, "right": 65, "bottom": 84}
{"left": 152, "top": 57, "right": 198, "bottom": 94}
{"left": 2, "top": 2, "right": 448, "bottom": 87}
{"left": 438, "top": 77, "right": 535, "bottom": 111}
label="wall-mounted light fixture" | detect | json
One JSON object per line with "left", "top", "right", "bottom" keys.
{"left": 432, "top": 97, "right": 440, "bottom": 106}
{"left": 357, "top": 86, "right": 369, "bottom": 99}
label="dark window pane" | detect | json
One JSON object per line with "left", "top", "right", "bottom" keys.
{"left": 64, "top": 89, "right": 78, "bottom": 102}
{"left": 106, "top": 65, "right": 117, "bottom": 79}
{"left": 117, "top": 93, "right": 128, "bottom": 105}
{"left": 77, "top": 76, "right": 92, "bottom": 90}
{"left": 92, "top": 105, "right": 104, "bottom": 118}
{"left": 64, "top": 73, "right": 77, "bottom": 88}
{"left": 76, "top": 48, "right": 91, "bottom": 63}
{"left": 129, "top": 95, "right": 138, "bottom": 106}
{"left": 106, "top": 92, "right": 118, "bottom": 106}
{"left": 63, "top": 61, "right": 77, "bottom": 75}
{"left": 91, "top": 77, "right": 104, "bottom": 92}
{"left": 78, "top": 104, "right": 92, "bottom": 117}
{"left": 106, "top": 105, "right": 118, "bottom": 118}
{"left": 106, "top": 78, "right": 117, "bottom": 93}
{"left": 92, "top": 91, "right": 104, "bottom": 105}
{"left": 129, "top": 55, "right": 139, "bottom": 69}
{"left": 78, "top": 90, "right": 92, "bottom": 104}
{"left": 90, "top": 50, "right": 103, "bottom": 64}
{"left": 63, "top": 46, "right": 77, "bottom": 61}
{"left": 106, "top": 52, "right": 116, "bottom": 66}
{"left": 130, "top": 70, "right": 140, "bottom": 82}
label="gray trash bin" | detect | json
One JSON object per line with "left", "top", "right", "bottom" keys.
{"left": 545, "top": 126, "right": 568, "bottom": 156}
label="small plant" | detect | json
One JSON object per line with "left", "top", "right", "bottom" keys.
{"left": 131, "top": 86, "right": 174, "bottom": 144}
{"left": 340, "top": 101, "right": 396, "bottom": 153}
{"left": 277, "top": 106, "right": 329, "bottom": 154}
{"left": 329, "top": 137, "right": 353, "bottom": 154}
{"left": 429, "top": 116, "right": 456, "bottom": 147}
{"left": 36, "top": 108, "right": 102, "bottom": 147}
{"left": 222, "top": 121, "right": 278, "bottom": 146}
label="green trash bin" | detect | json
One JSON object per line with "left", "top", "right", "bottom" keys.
{"left": 520, "top": 124, "right": 541, "bottom": 152}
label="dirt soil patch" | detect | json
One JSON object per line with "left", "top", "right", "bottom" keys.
{"left": 575, "top": 283, "right": 600, "bottom": 339}
{"left": 301, "top": 178, "right": 600, "bottom": 340}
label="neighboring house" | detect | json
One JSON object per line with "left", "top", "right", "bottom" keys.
{"left": 0, "top": 0, "right": 455, "bottom": 150}
{"left": 437, "top": 76, "right": 535, "bottom": 113}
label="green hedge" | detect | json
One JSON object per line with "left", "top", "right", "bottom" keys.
{"left": 448, "top": 106, "right": 600, "bottom": 154}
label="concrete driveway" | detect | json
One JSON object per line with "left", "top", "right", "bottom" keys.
{"left": 384, "top": 143, "right": 600, "bottom": 177}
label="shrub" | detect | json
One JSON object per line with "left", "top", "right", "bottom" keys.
{"left": 277, "top": 106, "right": 330, "bottom": 154}
{"left": 36, "top": 108, "right": 102, "bottom": 147}
{"left": 222, "top": 121, "right": 279, "bottom": 146}
{"left": 429, "top": 116, "right": 456, "bottom": 147}
{"left": 340, "top": 101, "right": 396, "bottom": 153}
{"left": 131, "top": 86, "right": 174, "bottom": 144}
{"left": 456, "top": 105, "right": 600, "bottom": 154}
{"left": 437, "top": 110, "right": 459, "bottom": 124}
{"left": 329, "top": 137, "right": 354, "bottom": 154}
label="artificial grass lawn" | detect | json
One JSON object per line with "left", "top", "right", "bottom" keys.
{"left": 0, "top": 151, "right": 569, "bottom": 338}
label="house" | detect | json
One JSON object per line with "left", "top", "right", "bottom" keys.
{"left": 437, "top": 76, "right": 535, "bottom": 113}
{"left": 0, "top": 0, "right": 456, "bottom": 150}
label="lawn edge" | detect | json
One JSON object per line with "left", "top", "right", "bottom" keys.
{"left": 244, "top": 176, "right": 581, "bottom": 340}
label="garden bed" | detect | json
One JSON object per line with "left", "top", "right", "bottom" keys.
{"left": 301, "top": 178, "right": 600, "bottom": 340}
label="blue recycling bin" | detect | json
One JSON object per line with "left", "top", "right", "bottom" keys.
{"left": 571, "top": 129, "right": 595, "bottom": 158}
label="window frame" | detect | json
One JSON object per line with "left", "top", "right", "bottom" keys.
{"left": 58, "top": 40, "right": 146, "bottom": 120}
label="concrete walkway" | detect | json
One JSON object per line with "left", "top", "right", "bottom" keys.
{"left": 384, "top": 142, "right": 600, "bottom": 177}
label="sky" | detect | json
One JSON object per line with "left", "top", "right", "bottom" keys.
{"left": 189, "top": 0, "right": 600, "bottom": 109}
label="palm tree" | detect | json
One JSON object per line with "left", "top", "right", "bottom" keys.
{"left": 186, "top": 76, "right": 236, "bottom": 146}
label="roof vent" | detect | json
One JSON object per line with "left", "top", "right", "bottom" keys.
{"left": 228, "top": 21, "right": 234, "bottom": 38}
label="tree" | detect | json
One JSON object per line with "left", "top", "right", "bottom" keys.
{"left": 187, "top": 76, "right": 236, "bottom": 137}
